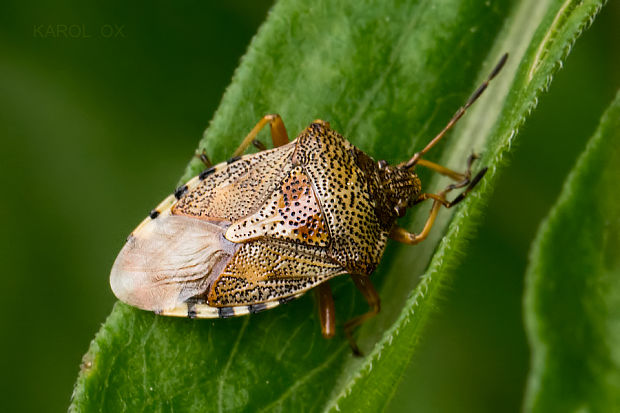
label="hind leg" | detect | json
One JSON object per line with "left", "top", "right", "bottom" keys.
{"left": 344, "top": 275, "right": 381, "bottom": 356}
{"left": 231, "top": 114, "right": 289, "bottom": 157}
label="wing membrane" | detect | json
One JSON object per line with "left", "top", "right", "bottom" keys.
{"left": 110, "top": 215, "right": 238, "bottom": 312}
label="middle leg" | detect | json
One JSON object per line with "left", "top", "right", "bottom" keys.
{"left": 315, "top": 282, "right": 336, "bottom": 339}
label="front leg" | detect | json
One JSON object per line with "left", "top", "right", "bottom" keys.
{"left": 392, "top": 166, "right": 488, "bottom": 245}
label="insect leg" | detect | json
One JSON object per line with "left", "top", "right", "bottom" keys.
{"left": 252, "top": 140, "right": 268, "bottom": 151}
{"left": 391, "top": 167, "right": 487, "bottom": 245}
{"left": 344, "top": 275, "right": 381, "bottom": 356}
{"left": 415, "top": 152, "right": 479, "bottom": 182}
{"left": 231, "top": 114, "right": 290, "bottom": 158}
{"left": 390, "top": 200, "right": 442, "bottom": 245}
{"left": 195, "top": 149, "right": 213, "bottom": 168}
{"left": 315, "top": 282, "right": 336, "bottom": 339}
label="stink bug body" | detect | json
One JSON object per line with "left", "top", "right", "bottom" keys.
{"left": 111, "top": 54, "right": 508, "bottom": 354}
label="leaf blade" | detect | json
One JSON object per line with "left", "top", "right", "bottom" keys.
{"left": 71, "top": 0, "right": 607, "bottom": 411}
{"left": 329, "top": 0, "right": 608, "bottom": 410}
{"left": 524, "top": 90, "right": 620, "bottom": 412}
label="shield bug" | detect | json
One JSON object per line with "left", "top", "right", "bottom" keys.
{"left": 111, "top": 54, "right": 508, "bottom": 355}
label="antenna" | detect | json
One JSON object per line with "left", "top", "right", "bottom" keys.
{"left": 404, "top": 53, "right": 508, "bottom": 169}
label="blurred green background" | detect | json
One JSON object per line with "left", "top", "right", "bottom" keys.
{"left": 0, "top": 1, "right": 618, "bottom": 412}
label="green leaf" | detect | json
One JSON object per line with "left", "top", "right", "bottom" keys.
{"left": 71, "top": 0, "right": 606, "bottom": 411}
{"left": 524, "top": 90, "right": 620, "bottom": 412}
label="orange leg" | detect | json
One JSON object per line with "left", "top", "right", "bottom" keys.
{"left": 390, "top": 200, "right": 442, "bottom": 245}
{"left": 231, "top": 114, "right": 289, "bottom": 157}
{"left": 344, "top": 275, "right": 381, "bottom": 356}
{"left": 315, "top": 282, "right": 336, "bottom": 339}
{"left": 196, "top": 114, "right": 288, "bottom": 167}
{"left": 391, "top": 166, "right": 488, "bottom": 245}
{"left": 415, "top": 152, "right": 478, "bottom": 182}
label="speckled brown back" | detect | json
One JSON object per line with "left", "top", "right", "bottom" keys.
{"left": 294, "top": 121, "right": 388, "bottom": 275}
{"left": 173, "top": 143, "right": 296, "bottom": 222}
{"left": 225, "top": 165, "right": 330, "bottom": 247}
{"left": 207, "top": 237, "right": 345, "bottom": 306}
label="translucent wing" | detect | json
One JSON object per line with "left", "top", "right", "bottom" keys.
{"left": 110, "top": 215, "right": 238, "bottom": 313}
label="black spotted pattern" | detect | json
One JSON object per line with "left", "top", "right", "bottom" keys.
{"left": 294, "top": 121, "right": 388, "bottom": 274}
